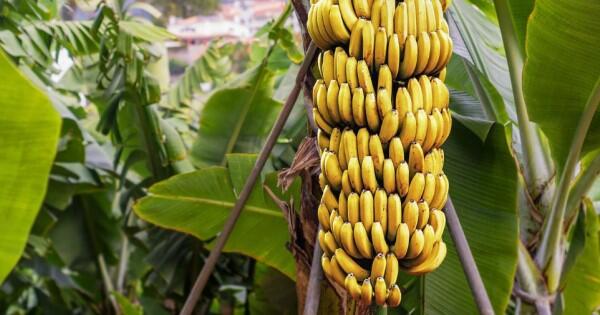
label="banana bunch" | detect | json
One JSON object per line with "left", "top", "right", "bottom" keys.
{"left": 308, "top": 0, "right": 453, "bottom": 308}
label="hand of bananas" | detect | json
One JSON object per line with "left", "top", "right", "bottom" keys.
{"left": 308, "top": 0, "right": 453, "bottom": 307}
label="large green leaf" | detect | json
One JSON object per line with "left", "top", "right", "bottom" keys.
{"left": 425, "top": 122, "right": 519, "bottom": 314}
{"left": 134, "top": 154, "right": 297, "bottom": 278}
{"left": 504, "top": 0, "right": 534, "bottom": 55}
{"left": 0, "top": 50, "right": 61, "bottom": 283}
{"left": 190, "top": 63, "right": 282, "bottom": 167}
{"left": 523, "top": 0, "right": 600, "bottom": 170}
{"left": 563, "top": 203, "right": 600, "bottom": 314}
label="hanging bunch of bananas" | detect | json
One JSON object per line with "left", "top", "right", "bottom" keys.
{"left": 308, "top": 0, "right": 453, "bottom": 308}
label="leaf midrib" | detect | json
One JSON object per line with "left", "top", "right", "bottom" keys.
{"left": 147, "top": 193, "right": 284, "bottom": 218}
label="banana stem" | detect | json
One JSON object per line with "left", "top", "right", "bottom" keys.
{"left": 564, "top": 151, "right": 600, "bottom": 223}
{"left": 535, "top": 76, "right": 600, "bottom": 274}
{"left": 372, "top": 305, "right": 388, "bottom": 315}
{"left": 493, "top": 0, "right": 553, "bottom": 198}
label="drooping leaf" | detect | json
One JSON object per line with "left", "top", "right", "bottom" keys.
{"left": 563, "top": 201, "right": 600, "bottom": 314}
{"left": 119, "top": 20, "right": 176, "bottom": 42}
{"left": 0, "top": 50, "right": 61, "bottom": 283}
{"left": 425, "top": 122, "right": 519, "bottom": 314}
{"left": 523, "top": 0, "right": 600, "bottom": 170}
{"left": 190, "top": 62, "right": 282, "bottom": 167}
{"left": 134, "top": 154, "right": 298, "bottom": 278}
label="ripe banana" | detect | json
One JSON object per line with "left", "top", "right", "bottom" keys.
{"left": 352, "top": 87, "right": 366, "bottom": 127}
{"left": 382, "top": 159, "right": 396, "bottom": 194}
{"left": 341, "top": 222, "right": 363, "bottom": 258}
{"left": 419, "top": 75, "right": 433, "bottom": 114}
{"left": 406, "top": 172, "right": 425, "bottom": 202}
{"left": 323, "top": 151, "right": 342, "bottom": 190}
{"left": 422, "top": 113, "right": 439, "bottom": 152}
{"left": 360, "top": 190, "right": 374, "bottom": 232}
{"left": 328, "top": 128, "right": 342, "bottom": 153}
{"left": 317, "top": 129, "right": 330, "bottom": 152}
{"left": 327, "top": 80, "right": 342, "bottom": 124}
{"left": 425, "top": 31, "right": 441, "bottom": 73}
{"left": 371, "top": 253, "right": 386, "bottom": 278}
{"left": 399, "top": 35, "right": 418, "bottom": 79}
{"left": 322, "top": 185, "right": 339, "bottom": 211}
{"left": 362, "top": 20, "right": 375, "bottom": 70}
{"left": 395, "top": 161, "right": 410, "bottom": 197}
{"left": 394, "top": 3, "right": 407, "bottom": 42}
{"left": 369, "top": 134, "right": 385, "bottom": 179}
{"left": 379, "top": 110, "right": 399, "bottom": 144}
{"left": 386, "top": 193, "right": 402, "bottom": 241}
{"left": 388, "top": 33, "right": 400, "bottom": 79}
{"left": 408, "top": 142, "right": 425, "bottom": 176}
{"left": 346, "top": 56, "right": 359, "bottom": 89}
{"left": 408, "top": 78, "right": 424, "bottom": 111}
{"left": 324, "top": 230, "right": 339, "bottom": 255}
{"left": 335, "top": 248, "right": 369, "bottom": 280}
{"left": 399, "top": 111, "right": 417, "bottom": 149}
{"left": 429, "top": 208, "right": 446, "bottom": 241}
{"left": 415, "top": 32, "right": 431, "bottom": 75}
{"left": 329, "top": 5, "right": 351, "bottom": 42}
{"left": 348, "top": 18, "right": 365, "bottom": 58}
{"left": 374, "top": 277, "right": 388, "bottom": 305}
{"left": 374, "top": 27, "right": 387, "bottom": 70}
{"left": 405, "top": 0, "right": 417, "bottom": 36}
{"left": 339, "top": 84, "right": 353, "bottom": 125}
{"left": 334, "top": 47, "right": 347, "bottom": 84}
{"left": 339, "top": 191, "right": 348, "bottom": 220}
{"left": 389, "top": 137, "right": 404, "bottom": 168}
{"left": 357, "top": 60, "right": 374, "bottom": 93}
{"left": 331, "top": 214, "right": 344, "bottom": 244}
{"left": 320, "top": 50, "right": 335, "bottom": 85}
{"left": 314, "top": 108, "right": 333, "bottom": 134}
{"left": 370, "top": 0, "right": 383, "bottom": 30}
{"left": 417, "top": 199, "right": 431, "bottom": 229}
{"left": 345, "top": 273, "right": 363, "bottom": 300}
{"left": 376, "top": 88, "right": 393, "bottom": 119}
{"left": 361, "top": 278, "right": 373, "bottom": 305}
{"left": 365, "top": 92, "right": 380, "bottom": 132}
{"left": 353, "top": 0, "right": 371, "bottom": 19}
{"left": 395, "top": 87, "right": 413, "bottom": 125}
{"left": 430, "top": 173, "right": 448, "bottom": 210}
{"left": 329, "top": 255, "right": 348, "bottom": 286}
{"left": 377, "top": 64, "right": 392, "bottom": 93}
{"left": 348, "top": 157, "right": 363, "bottom": 192}
{"left": 338, "top": 0, "right": 358, "bottom": 30}
{"left": 374, "top": 188, "right": 388, "bottom": 235}
{"left": 421, "top": 173, "right": 436, "bottom": 205}
{"left": 319, "top": 230, "right": 331, "bottom": 255}
{"left": 414, "top": 109, "right": 428, "bottom": 146}
{"left": 405, "top": 228, "right": 425, "bottom": 259}
{"left": 343, "top": 129, "right": 358, "bottom": 161}
{"left": 354, "top": 222, "right": 374, "bottom": 258}
{"left": 393, "top": 223, "right": 410, "bottom": 258}
{"left": 348, "top": 192, "right": 360, "bottom": 225}
{"left": 362, "top": 156, "right": 378, "bottom": 193}
{"left": 387, "top": 284, "right": 402, "bottom": 307}
{"left": 357, "top": 128, "right": 370, "bottom": 160}
{"left": 371, "top": 222, "right": 389, "bottom": 254}
{"left": 342, "top": 170, "right": 352, "bottom": 195}
{"left": 316, "top": 83, "right": 334, "bottom": 125}
{"left": 384, "top": 252, "right": 399, "bottom": 285}
{"left": 403, "top": 199, "right": 419, "bottom": 234}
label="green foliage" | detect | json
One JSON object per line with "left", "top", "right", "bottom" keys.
{"left": 0, "top": 50, "right": 61, "bottom": 283}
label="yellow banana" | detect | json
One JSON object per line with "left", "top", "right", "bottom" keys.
{"left": 395, "top": 87, "right": 413, "bottom": 125}
{"left": 442, "top": 0, "right": 452, "bottom": 11}
{"left": 415, "top": 0, "right": 427, "bottom": 33}
{"left": 423, "top": 151, "right": 436, "bottom": 175}
{"left": 389, "top": 137, "right": 404, "bottom": 168}
{"left": 348, "top": 18, "right": 365, "bottom": 58}
{"left": 370, "top": 0, "right": 384, "bottom": 29}
{"left": 331, "top": 214, "right": 344, "bottom": 244}
{"left": 387, "top": 284, "right": 402, "bottom": 307}
{"left": 319, "top": 173, "right": 327, "bottom": 190}
{"left": 405, "top": 228, "right": 424, "bottom": 259}
{"left": 320, "top": 0, "right": 340, "bottom": 44}
{"left": 395, "top": 161, "right": 410, "bottom": 197}
{"left": 345, "top": 273, "right": 363, "bottom": 300}
{"left": 431, "top": 77, "right": 449, "bottom": 110}
{"left": 369, "top": 134, "right": 385, "bottom": 178}
{"left": 339, "top": 0, "right": 358, "bottom": 30}
{"left": 374, "top": 277, "right": 388, "bottom": 305}
{"left": 425, "top": 0, "right": 436, "bottom": 32}
{"left": 374, "top": 27, "right": 387, "bottom": 70}
{"left": 323, "top": 151, "right": 343, "bottom": 190}
{"left": 432, "top": 0, "right": 444, "bottom": 30}
{"left": 343, "top": 129, "right": 358, "bottom": 161}
{"left": 393, "top": 223, "right": 410, "bottom": 258}
{"left": 329, "top": 255, "right": 348, "bottom": 285}
{"left": 348, "top": 192, "right": 360, "bottom": 225}
{"left": 324, "top": 231, "right": 339, "bottom": 255}
{"left": 371, "top": 253, "right": 387, "bottom": 278}
{"left": 326, "top": 80, "right": 342, "bottom": 124}
{"left": 322, "top": 185, "right": 339, "bottom": 210}
{"left": 335, "top": 248, "right": 369, "bottom": 280}
{"left": 417, "top": 200, "right": 431, "bottom": 230}
{"left": 438, "top": 30, "right": 453, "bottom": 70}
{"left": 360, "top": 189, "right": 374, "bottom": 232}
{"left": 341, "top": 222, "right": 363, "bottom": 258}
{"left": 339, "top": 191, "right": 349, "bottom": 220}
{"left": 329, "top": 5, "right": 351, "bottom": 42}
{"left": 365, "top": 92, "right": 380, "bottom": 131}
{"left": 383, "top": 0, "right": 395, "bottom": 34}
{"left": 354, "top": 222, "right": 373, "bottom": 258}
{"left": 429, "top": 208, "right": 446, "bottom": 241}
{"left": 414, "top": 109, "right": 428, "bottom": 146}
{"left": 386, "top": 193, "right": 402, "bottom": 241}
{"left": 352, "top": 0, "right": 371, "bottom": 19}
{"left": 377, "top": 64, "right": 392, "bottom": 93}
{"left": 348, "top": 157, "right": 363, "bottom": 192}
{"left": 406, "top": 172, "right": 425, "bottom": 202}
{"left": 318, "top": 203, "right": 331, "bottom": 231}
{"left": 376, "top": 87, "right": 393, "bottom": 119}
{"left": 430, "top": 173, "right": 449, "bottom": 209}
{"left": 405, "top": 0, "right": 417, "bottom": 36}
{"left": 419, "top": 75, "right": 433, "bottom": 114}
{"left": 315, "top": 2, "right": 336, "bottom": 46}
{"left": 328, "top": 127, "right": 342, "bottom": 153}
{"left": 362, "top": 20, "right": 375, "bottom": 70}
{"left": 415, "top": 32, "right": 431, "bottom": 74}
{"left": 361, "top": 278, "right": 373, "bottom": 305}
{"left": 317, "top": 129, "right": 330, "bottom": 152}
{"left": 313, "top": 79, "right": 324, "bottom": 105}
{"left": 432, "top": 109, "right": 445, "bottom": 148}
{"left": 346, "top": 56, "right": 359, "bottom": 89}
{"left": 360, "top": 156, "right": 377, "bottom": 192}
{"left": 307, "top": 7, "right": 327, "bottom": 49}
{"left": 357, "top": 60, "right": 374, "bottom": 93}
{"left": 425, "top": 31, "right": 441, "bottom": 73}
{"left": 357, "top": 128, "right": 370, "bottom": 160}
{"left": 371, "top": 222, "right": 389, "bottom": 254}
{"left": 374, "top": 188, "right": 388, "bottom": 235}
{"left": 352, "top": 87, "right": 367, "bottom": 127}
{"left": 384, "top": 252, "right": 399, "bottom": 286}
{"left": 316, "top": 81, "right": 334, "bottom": 125}
{"left": 403, "top": 200, "right": 419, "bottom": 234}
{"left": 399, "top": 111, "right": 417, "bottom": 149}
{"left": 379, "top": 110, "right": 400, "bottom": 144}
{"left": 382, "top": 159, "right": 396, "bottom": 194}
{"left": 408, "top": 141, "right": 425, "bottom": 176}
{"left": 338, "top": 135, "right": 348, "bottom": 170}
{"left": 421, "top": 173, "right": 436, "bottom": 206}
{"left": 399, "top": 35, "right": 418, "bottom": 79}
{"left": 408, "top": 78, "right": 424, "bottom": 112}
{"left": 423, "top": 114, "right": 439, "bottom": 152}
{"left": 405, "top": 241, "right": 447, "bottom": 274}
{"left": 394, "top": 2, "right": 407, "bottom": 42}
{"left": 334, "top": 47, "right": 348, "bottom": 84}
{"left": 439, "top": 108, "right": 452, "bottom": 145}
{"left": 319, "top": 232, "right": 331, "bottom": 256}
{"left": 313, "top": 108, "right": 333, "bottom": 134}
{"left": 419, "top": 224, "right": 436, "bottom": 260}
{"left": 388, "top": 34, "right": 400, "bottom": 79}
